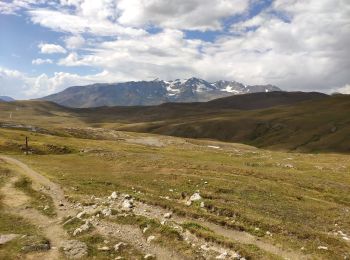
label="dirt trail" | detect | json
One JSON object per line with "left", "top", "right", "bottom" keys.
{"left": 0, "top": 176, "right": 67, "bottom": 260}
{"left": 0, "top": 155, "right": 307, "bottom": 260}
{"left": 0, "top": 155, "right": 183, "bottom": 260}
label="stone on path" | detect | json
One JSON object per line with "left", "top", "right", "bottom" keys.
{"left": 61, "top": 240, "right": 88, "bottom": 259}
{"left": 0, "top": 234, "right": 19, "bottom": 245}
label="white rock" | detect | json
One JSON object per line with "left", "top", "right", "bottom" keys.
{"left": 164, "top": 212, "right": 172, "bottom": 219}
{"left": 98, "top": 246, "right": 110, "bottom": 251}
{"left": 73, "top": 221, "right": 91, "bottom": 236}
{"left": 200, "top": 244, "right": 210, "bottom": 251}
{"left": 0, "top": 234, "right": 19, "bottom": 245}
{"left": 122, "top": 199, "right": 134, "bottom": 209}
{"left": 114, "top": 242, "right": 128, "bottom": 252}
{"left": 200, "top": 202, "right": 205, "bottom": 208}
{"left": 110, "top": 192, "right": 118, "bottom": 200}
{"left": 216, "top": 252, "right": 228, "bottom": 259}
{"left": 190, "top": 192, "right": 202, "bottom": 201}
{"left": 102, "top": 208, "right": 112, "bottom": 217}
{"left": 76, "top": 211, "right": 86, "bottom": 219}
{"left": 317, "top": 246, "right": 328, "bottom": 250}
{"left": 123, "top": 194, "right": 131, "bottom": 199}
{"left": 147, "top": 235, "right": 155, "bottom": 243}
{"left": 185, "top": 200, "right": 192, "bottom": 206}
{"left": 143, "top": 227, "right": 149, "bottom": 234}
{"left": 144, "top": 254, "right": 154, "bottom": 259}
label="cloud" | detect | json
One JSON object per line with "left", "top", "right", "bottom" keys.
{"left": 32, "top": 58, "right": 53, "bottom": 65}
{"left": 1, "top": 0, "right": 350, "bottom": 97}
{"left": 0, "top": 66, "right": 123, "bottom": 99}
{"left": 29, "top": 8, "right": 146, "bottom": 37}
{"left": 335, "top": 84, "right": 350, "bottom": 94}
{"left": 64, "top": 35, "right": 85, "bottom": 49}
{"left": 39, "top": 43, "right": 67, "bottom": 54}
{"left": 117, "top": 0, "right": 249, "bottom": 31}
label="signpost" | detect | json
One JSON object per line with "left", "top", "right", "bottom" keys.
{"left": 25, "top": 136, "right": 29, "bottom": 155}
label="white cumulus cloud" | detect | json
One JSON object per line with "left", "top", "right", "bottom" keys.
{"left": 32, "top": 58, "right": 53, "bottom": 65}
{"left": 39, "top": 43, "right": 67, "bottom": 54}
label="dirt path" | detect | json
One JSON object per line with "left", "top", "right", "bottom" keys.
{"left": 0, "top": 155, "right": 183, "bottom": 260}
{"left": 0, "top": 176, "right": 67, "bottom": 260}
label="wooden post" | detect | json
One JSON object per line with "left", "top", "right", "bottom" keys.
{"left": 25, "top": 136, "right": 29, "bottom": 155}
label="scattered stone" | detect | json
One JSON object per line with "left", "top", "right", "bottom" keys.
{"left": 22, "top": 238, "right": 50, "bottom": 252}
{"left": 123, "top": 194, "right": 131, "bottom": 199}
{"left": 144, "top": 254, "right": 154, "bottom": 259}
{"left": 122, "top": 199, "right": 134, "bottom": 209}
{"left": 266, "top": 231, "right": 272, "bottom": 236}
{"left": 0, "top": 234, "right": 19, "bottom": 245}
{"left": 59, "top": 201, "right": 64, "bottom": 206}
{"left": 102, "top": 208, "right": 112, "bottom": 217}
{"left": 98, "top": 246, "right": 110, "bottom": 251}
{"left": 164, "top": 212, "right": 172, "bottom": 219}
{"left": 61, "top": 240, "right": 88, "bottom": 259}
{"left": 284, "top": 164, "right": 294, "bottom": 169}
{"left": 110, "top": 192, "right": 118, "bottom": 200}
{"left": 73, "top": 221, "right": 92, "bottom": 236}
{"left": 143, "top": 227, "right": 149, "bottom": 234}
{"left": 185, "top": 200, "right": 192, "bottom": 206}
{"left": 200, "top": 202, "right": 205, "bottom": 208}
{"left": 147, "top": 235, "right": 155, "bottom": 243}
{"left": 200, "top": 244, "right": 210, "bottom": 251}
{"left": 318, "top": 246, "right": 328, "bottom": 250}
{"left": 114, "top": 242, "right": 128, "bottom": 252}
{"left": 76, "top": 211, "right": 86, "bottom": 219}
{"left": 216, "top": 251, "right": 228, "bottom": 259}
{"left": 43, "top": 205, "right": 50, "bottom": 211}
{"left": 190, "top": 192, "right": 202, "bottom": 202}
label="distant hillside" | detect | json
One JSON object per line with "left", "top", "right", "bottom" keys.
{"left": 2, "top": 92, "right": 349, "bottom": 153}
{"left": 40, "top": 78, "right": 281, "bottom": 107}
{"left": 0, "top": 96, "right": 15, "bottom": 102}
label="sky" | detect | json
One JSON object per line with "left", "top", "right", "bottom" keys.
{"left": 0, "top": 0, "right": 349, "bottom": 99}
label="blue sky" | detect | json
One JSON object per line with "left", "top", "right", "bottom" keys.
{"left": 0, "top": 0, "right": 349, "bottom": 99}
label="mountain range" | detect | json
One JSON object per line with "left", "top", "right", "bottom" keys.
{"left": 0, "top": 96, "right": 15, "bottom": 102}
{"left": 41, "top": 78, "right": 281, "bottom": 107}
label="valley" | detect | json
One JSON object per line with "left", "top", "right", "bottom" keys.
{"left": 0, "top": 92, "right": 349, "bottom": 259}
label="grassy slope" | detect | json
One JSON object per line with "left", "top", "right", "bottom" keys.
{"left": 0, "top": 128, "right": 349, "bottom": 259}
{"left": 1, "top": 93, "right": 349, "bottom": 153}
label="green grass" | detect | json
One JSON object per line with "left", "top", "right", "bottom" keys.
{"left": 14, "top": 177, "right": 56, "bottom": 217}
{"left": 0, "top": 122, "right": 349, "bottom": 259}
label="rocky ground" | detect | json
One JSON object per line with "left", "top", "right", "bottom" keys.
{"left": 0, "top": 155, "right": 307, "bottom": 260}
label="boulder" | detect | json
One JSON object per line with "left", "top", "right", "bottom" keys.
{"left": 190, "top": 192, "right": 202, "bottom": 201}
{"left": 164, "top": 212, "right": 172, "bottom": 219}
{"left": 147, "top": 235, "right": 155, "bottom": 243}
{"left": 61, "top": 240, "right": 88, "bottom": 259}
{"left": 114, "top": 242, "right": 128, "bottom": 252}
{"left": 0, "top": 234, "right": 19, "bottom": 245}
